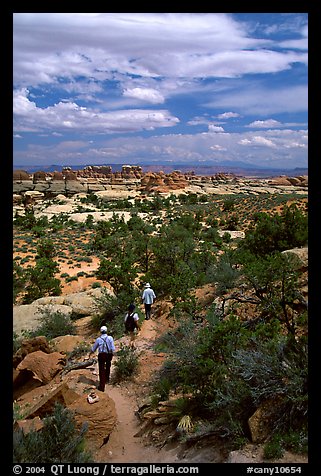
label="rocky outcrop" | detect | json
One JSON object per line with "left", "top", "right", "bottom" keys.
{"left": 16, "top": 350, "right": 66, "bottom": 385}
{"left": 13, "top": 336, "right": 51, "bottom": 368}
{"left": 13, "top": 303, "right": 73, "bottom": 335}
{"left": 13, "top": 350, "right": 66, "bottom": 400}
{"left": 51, "top": 335, "right": 87, "bottom": 354}
{"left": 15, "top": 416, "right": 44, "bottom": 434}
{"left": 33, "top": 171, "right": 47, "bottom": 182}
{"left": 13, "top": 288, "right": 116, "bottom": 335}
{"left": 24, "top": 190, "right": 45, "bottom": 201}
{"left": 94, "top": 188, "right": 139, "bottom": 201}
{"left": 62, "top": 289, "right": 107, "bottom": 315}
{"left": 139, "top": 171, "right": 188, "bottom": 193}
{"left": 14, "top": 360, "right": 117, "bottom": 453}
{"left": 248, "top": 396, "right": 286, "bottom": 443}
{"left": 68, "top": 392, "right": 117, "bottom": 452}
{"left": 52, "top": 171, "right": 64, "bottom": 180}
{"left": 268, "top": 175, "right": 308, "bottom": 187}
{"left": 13, "top": 167, "right": 308, "bottom": 199}
{"left": 282, "top": 247, "right": 308, "bottom": 270}
{"left": 35, "top": 287, "right": 115, "bottom": 316}
{"left": 13, "top": 170, "right": 31, "bottom": 181}
{"left": 18, "top": 382, "right": 81, "bottom": 419}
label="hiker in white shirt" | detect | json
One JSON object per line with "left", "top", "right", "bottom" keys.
{"left": 141, "top": 283, "right": 156, "bottom": 320}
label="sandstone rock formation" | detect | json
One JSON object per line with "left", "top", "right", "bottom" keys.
{"left": 13, "top": 170, "right": 31, "bottom": 181}
{"left": 13, "top": 288, "right": 116, "bottom": 335}
{"left": 16, "top": 350, "right": 66, "bottom": 385}
{"left": 13, "top": 166, "right": 308, "bottom": 200}
{"left": 13, "top": 336, "right": 51, "bottom": 368}
{"left": 68, "top": 392, "right": 116, "bottom": 452}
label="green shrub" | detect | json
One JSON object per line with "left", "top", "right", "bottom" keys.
{"left": 282, "top": 429, "right": 308, "bottom": 454}
{"left": 28, "top": 308, "right": 76, "bottom": 340}
{"left": 223, "top": 198, "right": 236, "bottom": 212}
{"left": 66, "top": 342, "right": 91, "bottom": 360}
{"left": 13, "top": 331, "right": 22, "bottom": 355}
{"left": 207, "top": 254, "right": 240, "bottom": 295}
{"left": 240, "top": 204, "right": 307, "bottom": 257}
{"left": 13, "top": 403, "right": 92, "bottom": 463}
{"left": 263, "top": 434, "right": 284, "bottom": 460}
{"left": 151, "top": 376, "right": 172, "bottom": 402}
{"left": 66, "top": 275, "right": 79, "bottom": 282}
{"left": 92, "top": 288, "right": 140, "bottom": 338}
{"left": 91, "top": 281, "right": 102, "bottom": 288}
{"left": 23, "top": 245, "right": 62, "bottom": 303}
{"left": 13, "top": 261, "right": 26, "bottom": 304}
{"left": 113, "top": 344, "right": 140, "bottom": 382}
{"left": 13, "top": 401, "right": 25, "bottom": 422}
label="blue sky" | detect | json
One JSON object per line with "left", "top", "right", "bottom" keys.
{"left": 13, "top": 12, "right": 308, "bottom": 170}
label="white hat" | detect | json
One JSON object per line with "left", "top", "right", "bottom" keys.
{"left": 145, "top": 282, "right": 151, "bottom": 288}
{"left": 100, "top": 325, "right": 107, "bottom": 333}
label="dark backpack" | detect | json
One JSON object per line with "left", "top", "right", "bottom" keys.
{"left": 125, "top": 312, "right": 137, "bottom": 332}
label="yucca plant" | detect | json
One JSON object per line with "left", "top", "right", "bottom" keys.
{"left": 177, "top": 415, "right": 194, "bottom": 434}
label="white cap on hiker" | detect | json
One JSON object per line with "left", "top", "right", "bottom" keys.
{"left": 100, "top": 325, "right": 107, "bottom": 333}
{"left": 145, "top": 282, "right": 151, "bottom": 287}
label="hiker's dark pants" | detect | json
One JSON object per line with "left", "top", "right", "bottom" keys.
{"left": 98, "top": 352, "right": 113, "bottom": 391}
{"left": 144, "top": 303, "right": 152, "bottom": 319}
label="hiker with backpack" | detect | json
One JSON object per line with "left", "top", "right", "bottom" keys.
{"left": 124, "top": 303, "right": 140, "bottom": 346}
{"left": 89, "top": 325, "right": 115, "bottom": 392}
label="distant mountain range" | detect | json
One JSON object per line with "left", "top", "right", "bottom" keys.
{"left": 13, "top": 162, "right": 308, "bottom": 178}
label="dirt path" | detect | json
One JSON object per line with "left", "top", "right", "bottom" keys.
{"left": 94, "top": 384, "right": 180, "bottom": 463}
{"left": 90, "top": 314, "right": 184, "bottom": 463}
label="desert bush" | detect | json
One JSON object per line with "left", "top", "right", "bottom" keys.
{"left": 92, "top": 288, "right": 141, "bottom": 338}
{"left": 96, "top": 256, "right": 137, "bottom": 294}
{"left": 155, "top": 312, "right": 253, "bottom": 437}
{"left": 91, "top": 281, "right": 102, "bottom": 288}
{"left": 22, "top": 239, "right": 62, "bottom": 303}
{"left": 13, "top": 261, "right": 26, "bottom": 303}
{"left": 263, "top": 434, "right": 284, "bottom": 460}
{"left": 13, "top": 403, "right": 92, "bottom": 463}
{"left": 281, "top": 429, "right": 308, "bottom": 454}
{"left": 223, "top": 198, "right": 236, "bottom": 212}
{"left": 14, "top": 210, "right": 37, "bottom": 230}
{"left": 237, "top": 250, "right": 304, "bottom": 335}
{"left": 240, "top": 204, "right": 307, "bottom": 257}
{"left": 66, "top": 275, "right": 78, "bottom": 282}
{"left": 66, "top": 341, "right": 91, "bottom": 360}
{"left": 224, "top": 214, "right": 239, "bottom": 230}
{"left": 113, "top": 344, "right": 140, "bottom": 382}
{"left": 207, "top": 253, "right": 240, "bottom": 295}
{"left": 153, "top": 301, "right": 308, "bottom": 446}
{"left": 232, "top": 335, "right": 308, "bottom": 432}
{"left": 28, "top": 308, "right": 76, "bottom": 340}
{"left": 151, "top": 376, "right": 172, "bottom": 402}
{"left": 13, "top": 331, "right": 22, "bottom": 355}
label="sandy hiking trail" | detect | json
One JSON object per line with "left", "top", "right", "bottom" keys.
{"left": 89, "top": 314, "right": 185, "bottom": 463}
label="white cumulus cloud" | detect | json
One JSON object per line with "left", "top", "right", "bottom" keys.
{"left": 217, "top": 112, "right": 240, "bottom": 119}
{"left": 123, "top": 87, "right": 165, "bottom": 104}
{"left": 208, "top": 125, "right": 225, "bottom": 132}
{"left": 239, "top": 135, "right": 276, "bottom": 147}
{"left": 13, "top": 88, "right": 179, "bottom": 134}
